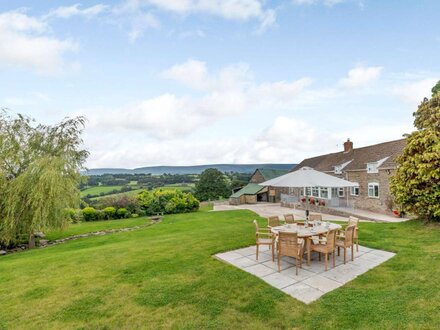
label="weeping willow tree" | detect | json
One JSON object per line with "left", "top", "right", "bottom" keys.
{"left": 0, "top": 111, "right": 88, "bottom": 247}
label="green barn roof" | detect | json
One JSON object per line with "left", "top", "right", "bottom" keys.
{"left": 230, "top": 183, "right": 265, "bottom": 198}
{"left": 257, "top": 168, "right": 288, "bottom": 181}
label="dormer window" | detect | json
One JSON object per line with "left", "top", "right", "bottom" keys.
{"left": 334, "top": 160, "right": 353, "bottom": 174}
{"left": 367, "top": 162, "right": 378, "bottom": 173}
{"left": 366, "top": 157, "right": 389, "bottom": 174}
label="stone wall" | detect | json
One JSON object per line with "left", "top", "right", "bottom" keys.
{"left": 345, "top": 169, "right": 395, "bottom": 213}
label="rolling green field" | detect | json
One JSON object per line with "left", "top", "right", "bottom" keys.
{"left": 90, "top": 188, "right": 147, "bottom": 201}
{"left": 1, "top": 210, "right": 440, "bottom": 329}
{"left": 80, "top": 185, "right": 123, "bottom": 197}
{"left": 162, "top": 183, "right": 195, "bottom": 192}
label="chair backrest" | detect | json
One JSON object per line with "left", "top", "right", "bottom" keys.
{"left": 348, "top": 216, "right": 359, "bottom": 227}
{"left": 325, "top": 229, "right": 337, "bottom": 249}
{"left": 309, "top": 213, "right": 322, "bottom": 222}
{"left": 345, "top": 224, "right": 356, "bottom": 245}
{"left": 267, "top": 216, "right": 280, "bottom": 227}
{"left": 278, "top": 231, "right": 299, "bottom": 257}
{"left": 284, "top": 214, "right": 295, "bottom": 224}
{"left": 253, "top": 220, "right": 259, "bottom": 233}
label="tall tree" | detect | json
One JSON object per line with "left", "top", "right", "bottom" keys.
{"left": 390, "top": 87, "right": 440, "bottom": 222}
{"left": 0, "top": 111, "right": 88, "bottom": 247}
{"left": 432, "top": 80, "right": 440, "bottom": 97}
{"left": 195, "top": 168, "right": 231, "bottom": 201}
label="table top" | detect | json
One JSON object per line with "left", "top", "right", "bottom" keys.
{"left": 271, "top": 222, "right": 341, "bottom": 238}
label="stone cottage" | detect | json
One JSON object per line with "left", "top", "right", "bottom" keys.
{"left": 292, "top": 138, "right": 406, "bottom": 213}
{"left": 229, "top": 168, "right": 289, "bottom": 205}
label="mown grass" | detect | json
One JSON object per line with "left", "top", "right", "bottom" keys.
{"left": 45, "top": 217, "right": 152, "bottom": 241}
{"left": 0, "top": 210, "right": 439, "bottom": 329}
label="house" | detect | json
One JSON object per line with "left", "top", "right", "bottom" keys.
{"left": 229, "top": 168, "right": 289, "bottom": 205}
{"left": 292, "top": 138, "right": 406, "bottom": 213}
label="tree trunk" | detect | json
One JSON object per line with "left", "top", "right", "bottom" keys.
{"left": 28, "top": 233, "right": 35, "bottom": 249}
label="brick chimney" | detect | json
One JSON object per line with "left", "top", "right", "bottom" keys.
{"left": 343, "top": 138, "right": 353, "bottom": 153}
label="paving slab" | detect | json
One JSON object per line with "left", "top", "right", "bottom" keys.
{"left": 302, "top": 275, "right": 343, "bottom": 293}
{"left": 261, "top": 272, "right": 298, "bottom": 289}
{"left": 282, "top": 283, "right": 323, "bottom": 304}
{"left": 215, "top": 244, "right": 395, "bottom": 304}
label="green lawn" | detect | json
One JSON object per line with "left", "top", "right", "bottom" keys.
{"left": 1, "top": 210, "right": 440, "bottom": 329}
{"left": 45, "top": 217, "right": 152, "bottom": 241}
{"left": 80, "top": 185, "right": 123, "bottom": 197}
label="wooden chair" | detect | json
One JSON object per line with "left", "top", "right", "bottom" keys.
{"left": 283, "top": 214, "right": 295, "bottom": 224}
{"left": 253, "top": 220, "right": 274, "bottom": 261}
{"left": 277, "top": 232, "right": 303, "bottom": 275}
{"left": 349, "top": 216, "right": 359, "bottom": 252}
{"left": 310, "top": 229, "right": 337, "bottom": 271}
{"left": 339, "top": 216, "right": 359, "bottom": 251}
{"left": 309, "top": 213, "right": 322, "bottom": 222}
{"left": 267, "top": 216, "right": 281, "bottom": 228}
{"left": 336, "top": 224, "right": 356, "bottom": 264}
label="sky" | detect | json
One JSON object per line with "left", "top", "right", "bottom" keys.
{"left": 1, "top": 0, "right": 439, "bottom": 169}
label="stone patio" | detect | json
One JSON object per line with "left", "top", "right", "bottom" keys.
{"left": 215, "top": 245, "right": 395, "bottom": 304}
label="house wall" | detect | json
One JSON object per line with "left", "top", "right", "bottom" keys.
{"left": 245, "top": 195, "right": 257, "bottom": 204}
{"left": 345, "top": 169, "right": 395, "bottom": 213}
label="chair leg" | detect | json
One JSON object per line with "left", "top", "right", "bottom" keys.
{"left": 351, "top": 245, "right": 354, "bottom": 261}
{"left": 325, "top": 253, "right": 328, "bottom": 271}
{"left": 271, "top": 243, "right": 275, "bottom": 262}
{"left": 318, "top": 252, "right": 321, "bottom": 262}
{"left": 333, "top": 250, "right": 335, "bottom": 267}
{"left": 295, "top": 259, "right": 298, "bottom": 275}
{"left": 343, "top": 248, "right": 347, "bottom": 264}
{"left": 356, "top": 237, "right": 359, "bottom": 252}
{"left": 277, "top": 253, "right": 281, "bottom": 272}
{"left": 338, "top": 246, "right": 340, "bottom": 256}
{"left": 256, "top": 245, "right": 259, "bottom": 260}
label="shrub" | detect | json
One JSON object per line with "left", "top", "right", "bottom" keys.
{"left": 82, "top": 207, "right": 97, "bottom": 222}
{"left": 95, "top": 209, "right": 105, "bottom": 220}
{"left": 99, "top": 194, "right": 142, "bottom": 214}
{"left": 116, "top": 208, "right": 129, "bottom": 219}
{"left": 138, "top": 189, "right": 199, "bottom": 215}
{"left": 103, "top": 206, "right": 117, "bottom": 220}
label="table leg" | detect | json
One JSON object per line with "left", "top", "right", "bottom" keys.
{"left": 307, "top": 237, "right": 311, "bottom": 266}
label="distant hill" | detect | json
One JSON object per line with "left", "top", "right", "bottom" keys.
{"left": 85, "top": 164, "right": 297, "bottom": 176}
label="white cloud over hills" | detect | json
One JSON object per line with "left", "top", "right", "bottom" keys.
{"left": 0, "top": 10, "right": 77, "bottom": 74}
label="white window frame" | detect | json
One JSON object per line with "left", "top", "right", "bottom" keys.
{"left": 338, "top": 187, "right": 345, "bottom": 197}
{"left": 367, "top": 162, "right": 378, "bottom": 174}
{"left": 368, "top": 182, "right": 379, "bottom": 198}
{"left": 303, "top": 187, "right": 330, "bottom": 199}
{"left": 350, "top": 185, "right": 360, "bottom": 196}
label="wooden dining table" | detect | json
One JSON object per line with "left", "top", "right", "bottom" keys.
{"left": 271, "top": 222, "right": 342, "bottom": 265}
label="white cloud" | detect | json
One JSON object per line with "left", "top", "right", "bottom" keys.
{"left": 339, "top": 65, "right": 382, "bottom": 88}
{"left": 0, "top": 10, "right": 77, "bottom": 74}
{"left": 116, "top": 0, "right": 276, "bottom": 36}
{"left": 85, "top": 60, "right": 311, "bottom": 141}
{"left": 84, "top": 115, "right": 324, "bottom": 168}
{"left": 391, "top": 78, "right": 438, "bottom": 106}
{"left": 44, "top": 4, "right": 108, "bottom": 19}
{"left": 292, "top": 0, "right": 351, "bottom": 6}
{"left": 161, "top": 59, "right": 210, "bottom": 91}
{"left": 127, "top": 12, "right": 160, "bottom": 42}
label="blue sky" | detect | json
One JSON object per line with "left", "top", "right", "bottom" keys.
{"left": 1, "top": 0, "right": 439, "bottom": 168}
